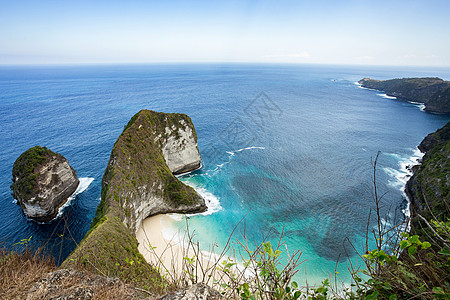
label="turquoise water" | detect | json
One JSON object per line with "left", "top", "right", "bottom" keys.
{"left": 0, "top": 64, "right": 449, "bottom": 282}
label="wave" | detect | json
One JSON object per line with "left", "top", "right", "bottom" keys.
{"left": 182, "top": 181, "right": 222, "bottom": 216}
{"left": 160, "top": 215, "right": 252, "bottom": 279}
{"left": 383, "top": 149, "right": 424, "bottom": 224}
{"left": 212, "top": 146, "right": 265, "bottom": 172}
{"left": 55, "top": 177, "right": 94, "bottom": 219}
{"left": 407, "top": 101, "right": 426, "bottom": 111}
{"left": 354, "top": 82, "right": 377, "bottom": 91}
{"left": 377, "top": 93, "right": 397, "bottom": 100}
{"left": 229, "top": 146, "right": 265, "bottom": 154}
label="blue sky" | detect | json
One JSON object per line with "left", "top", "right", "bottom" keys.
{"left": 1, "top": 0, "right": 449, "bottom": 66}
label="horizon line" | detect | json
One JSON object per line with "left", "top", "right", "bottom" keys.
{"left": 1, "top": 61, "right": 450, "bottom": 69}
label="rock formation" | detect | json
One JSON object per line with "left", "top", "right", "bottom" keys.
{"left": 358, "top": 77, "right": 450, "bottom": 114}
{"left": 64, "top": 110, "right": 206, "bottom": 282}
{"left": 11, "top": 146, "right": 79, "bottom": 222}
{"left": 160, "top": 283, "right": 222, "bottom": 300}
{"left": 405, "top": 121, "right": 450, "bottom": 236}
{"left": 98, "top": 109, "right": 206, "bottom": 232}
{"left": 26, "top": 269, "right": 141, "bottom": 300}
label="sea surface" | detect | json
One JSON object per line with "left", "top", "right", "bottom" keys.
{"left": 0, "top": 64, "right": 449, "bottom": 284}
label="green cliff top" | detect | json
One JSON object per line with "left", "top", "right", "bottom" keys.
{"left": 359, "top": 77, "right": 450, "bottom": 114}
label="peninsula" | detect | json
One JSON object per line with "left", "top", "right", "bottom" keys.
{"left": 63, "top": 110, "right": 206, "bottom": 283}
{"left": 358, "top": 77, "right": 450, "bottom": 114}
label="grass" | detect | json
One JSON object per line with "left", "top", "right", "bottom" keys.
{"left": 62, "top": 215, "right": 164, "bottom": 294}
{"left": 0, "top": 246, "right": 56, "bottom": 299}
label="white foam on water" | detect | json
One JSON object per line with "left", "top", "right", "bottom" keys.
{"left": 212, "top": 146, "right": 265, "bottom": 173}
{"left": 183, "top": 181, "right": 222, "bottom": 216}
{"left": 382, "top": 149, "right": 424, "bottom": 227}
{"left": 227, "top": 146, "right": 266, "bottom": 156}
{"left": 377, "top": 93, "right": 397, "bottom": 99}
{"left": 408, "top": 101, "right": 426, "bottom": 111}
{"left": 55, "top": 177, "right": 94, "bottom": 219}
{"left": 355, "top": 82, "right": 377, "bottom": 91}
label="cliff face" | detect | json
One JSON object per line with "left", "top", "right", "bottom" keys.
{"left": 11, "top": 146, "right": 79, "bottom": 222}
{"left": 405, "top": 121, "right": 450, "bottom": 235}
{"left": 162, "top": 122, "right": 202, "bottom": 175}
{"left": 64, "top": 110, "right": 206, "bottom": 280}
{"left": 98, "top": 109, "right": 206, "bottom": 232}
{"left": 358, "top": 77, "right": 450, "bottom": 114}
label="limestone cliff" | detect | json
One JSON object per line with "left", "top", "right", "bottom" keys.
{"left": 97, "top": 109, "right": 206, "bottom": 232}
{"left": 11, "top": 146, "right": 79, "bottom": 222}
{"left": 405, "top": 121, "right": 450, "bottom": 236}
{"left": 358, "top": 77, "right": 450, "bottom": 114}
{"left": 63, "top": 110, "right": 206, "bottom": 281}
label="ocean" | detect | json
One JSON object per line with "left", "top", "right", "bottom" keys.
{"left": 0, "top": 63, "right": 449, "bottom": 284}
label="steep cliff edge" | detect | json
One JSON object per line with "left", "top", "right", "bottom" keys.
{"left": 11, "top": 146, "right": 79, "bottom": 222}
{"left": 358, "top": 77, "right": 450, "bottom": 114}
{"left": 405, "top": 121, "right": 450, "bottom": 236}
{"left": 63, "top": 110, "right": 206, "bottom": 285}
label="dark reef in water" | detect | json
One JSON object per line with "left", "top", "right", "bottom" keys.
{"left": 359, "top": 77, "right": 450, "bottom": 114}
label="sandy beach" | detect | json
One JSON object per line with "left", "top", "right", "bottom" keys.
{"left": 136, "top": 214, "right": 235, "bottom": 285}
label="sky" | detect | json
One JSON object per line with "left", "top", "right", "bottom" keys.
{"left": 1, "top": 0, "right": 450, "bottom": 66}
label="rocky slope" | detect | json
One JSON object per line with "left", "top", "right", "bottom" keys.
{"left": 64, "top": 110, "right": 206, "bottom": 289}
{"left": 11, "top": 146, "right": 79, "bottom": 222}
{"left": 405, "top": 121, "right": 450, "bottom": 235}
{"left": 358, "top": 77, "right": 450, "bottom": 114}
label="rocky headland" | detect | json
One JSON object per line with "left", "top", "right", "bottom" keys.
{"left": 358, "top": 77, "right": 450, "bottom": 114}
{"left": 11, "top": 146, "right": 79, "bottom": 222}
{"left": 405, "top": 121, "right": 450, "bottom": 237}
{"left": 63, "top": 110, "right": 206, "bottom": 284}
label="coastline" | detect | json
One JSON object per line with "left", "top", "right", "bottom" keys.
{"left": 136, "top": 214, "right": 235, "bottom": 284}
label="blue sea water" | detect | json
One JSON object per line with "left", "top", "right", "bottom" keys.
{"left": 0, "top": 64, "right": 449, "bottom": 283}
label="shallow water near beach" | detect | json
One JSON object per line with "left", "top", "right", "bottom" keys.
{"left": 0, "top": 64, "right": 449, "bottom": 283}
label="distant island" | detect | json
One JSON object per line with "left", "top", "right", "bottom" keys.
{"left": 358, "top": 77, "right": 450, "bottom": 114}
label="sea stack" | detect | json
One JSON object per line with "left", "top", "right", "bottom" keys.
{"left": 11, "top": 146, "right": 79, "bottom": 222}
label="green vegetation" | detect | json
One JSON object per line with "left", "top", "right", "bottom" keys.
{"left": 407, "top": 121, "right": 450, "bottom": 238}
{"left": 358, "top": 77, "right": 450, "bottom": 114}
{"left": 64, "top": 110, "right": 204, "bottom": 293}
{"left": 62, "top": 216, "right": 163, "bottom": 293}
{"left": 51, "top": 116, "right": 450, "bottom": 297}
{"left": 11, "top": 146, "right": 60, "bottom": 201}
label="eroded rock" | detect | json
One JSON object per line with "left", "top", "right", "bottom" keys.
{"left": 11, "top": 146, "right": 79, "bottom": 222}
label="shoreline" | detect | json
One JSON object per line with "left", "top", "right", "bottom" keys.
{"left": 136, "top": 214, "right": 236, "bottom": 285}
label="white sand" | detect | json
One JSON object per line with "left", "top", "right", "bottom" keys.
{"left": 136, "top": 214, "right": 235, "bottom": 284}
